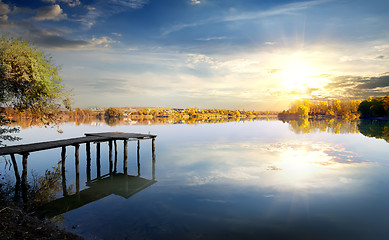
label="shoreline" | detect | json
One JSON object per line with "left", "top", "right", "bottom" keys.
{"left": 359, "top": 117, "right": 389, "bottom": 121}
{"left": 0, "top": 199, "right": 83, "bottom": 240}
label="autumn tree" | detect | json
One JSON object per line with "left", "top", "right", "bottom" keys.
{"left": 278, "top": 99, "right": 361, "bottom": 119}
{"left": 104, "top": 107, "right": 122, "bottom": 118}
{"left": 0, "top": 37, "right": 71, "bottom": 122}
{"left": 0, "top": 37, "right": 71, "bottom": 145}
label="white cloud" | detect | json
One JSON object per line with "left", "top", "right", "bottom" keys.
{"left": 89, "top": 36, "right": 116, "bottom": 48}
{"left": 42, "top": 0, "right": 81, "bottom": 7}
{"left": 34, "top": 4, "right": 67, "bottom": 21}
{"left": 163, "top": 0, "right": 329, "bottom": 36}
{"left": 110, "top": 0, "right": 149, "bottom": 9}
{"left": 190, "top": 0, "right": 201, "bottom": 5}
{"left": 186, "top": 53, "right": 216, "bottom": 66}
{"left": 0, "top": 1, "right": 10, "bottom": 15}
{"left": 0, "top": 0, "right": 10, "bottom": 22}
{"left": 79, "top": 6, "right": 99, "bottom": 29}
{"left": 86, "top": 6, "right": 96, "bottom": 11}
{"left": 197, "top": 36, "right": 228, "bottom": 41}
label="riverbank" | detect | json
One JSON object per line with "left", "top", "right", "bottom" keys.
{"left": 0, "top": 200, "right": 83, "bottom": 240}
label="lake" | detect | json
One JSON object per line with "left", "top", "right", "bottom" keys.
{"left": 1, "top": 118, "right": 389, "bottom": 240}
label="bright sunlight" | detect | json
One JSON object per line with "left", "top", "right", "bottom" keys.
{"left": 278, "top": 58, "right": 327, "bottom": 91}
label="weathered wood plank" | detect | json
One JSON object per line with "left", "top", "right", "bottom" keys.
{"left": 85, "top": 132, "right": 157, "bottom": 140}
{"left": 0, "top": 136, "right": 108, "bottom": 155}
{"left": 0, "top": 132, "right": 157, "bottom": 156}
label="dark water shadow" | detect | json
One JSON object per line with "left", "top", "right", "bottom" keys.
{"left": 358, "top": 119, "right": 389, "bottom": 143}
{"left": 280, "top": 118, "right": 389, "bottom": 144}
{"left": 34, "top": 173, "right": 157, "bottom": 219}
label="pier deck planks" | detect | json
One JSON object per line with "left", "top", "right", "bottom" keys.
{"left": 85, "top": 132, "right": 156, "bottom": 140}
{"left": 0, "top": 132, "right": 156, "bottom": 156}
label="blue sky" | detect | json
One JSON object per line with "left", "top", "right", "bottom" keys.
{"left": 1, "top": 0, "right": 389, "bottom": 110}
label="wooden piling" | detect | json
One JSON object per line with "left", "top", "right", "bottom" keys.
{"left": 152, "top": 138, "right": 156, "bottom": 180}
{"left": 21, "top": 153, "right": 29, "bottom": 205}
{"left": 137, "top": 140, "right": 140, "bottom": 176}
{"left": 61, "top": 146, "right": 68, "bottom": 196}
{"left": 86, "top": 142, "right": 91, "bottom": 181}
{"left": 109, "top": 140, "right": 113, "bottom": 174}
{"left": 10, "top": 154, "right": 20, "bottom": 184}
{"left": 123, "top": 140, "right": 128, "bottom": 174}
{"left": 75, "top": 144, "right": 80, "bottom": 194}
{"left": 152, "top": 138, "right": 155, "bottom": 155}
{"left": 96, "top": 142, "right": 101, "bottom": 178}
{"left": 114, "top": 140, "right": 118, "bottom": 172}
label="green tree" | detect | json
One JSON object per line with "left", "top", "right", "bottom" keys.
{"left": 0, "top": 37, "right": 71, "bottom": 146}
{"left": 0, "top": 37, "right": 71, "bottom": 122}
{"left": 358, "top": 95, "right": 389, "bottom": 118}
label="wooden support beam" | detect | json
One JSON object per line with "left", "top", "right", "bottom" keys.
{"left": 86, "top": 142, "right": 91, "bottom": 181}
{"left": 21, "top": 152, "right": 29, "bottom": 206}
{"left": 109, "top": 140, "right": 113, "bottom": 174}
{"left": 123, "top": 140, "right": 128, "bottom": 174}
{"left": 75, "top": 144, "right": 80, "bottom": 194}
{"left": 61, "top": 146, "right": 68, "bottom": 197}
{"left": 11, "top": 154, "right": 21, "bottom": 202}
{"left": 96, "top": 142, "right": 101, "bottom": 178}
{"left": 137, "top": 140, "right": 140, "bottom": 176}
{"left": 10, "top": 154, "right": 20, "bottom": 184}
{"left": 114, "top": 140, "right": 118, "bottom": 173}
{"left": 152, "top": 138, "right": 156, "bottom": 180}
{"left": 152, "top": 138, "right": 155, "bottom": 155}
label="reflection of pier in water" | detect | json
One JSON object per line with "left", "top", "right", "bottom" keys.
{"left": 0, "top": 132, "right": 157, "bottom": 212}
{"left": 37, "top": 173, "right": 157, "bottom": 218}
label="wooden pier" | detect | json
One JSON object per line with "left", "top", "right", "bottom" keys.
{"left": 0, "top": 132, "right": 157, "bottom": 207}
{"left": 0, "top": 132, "right": 156, "bottom": 156}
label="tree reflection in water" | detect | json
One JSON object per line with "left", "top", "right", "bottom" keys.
{"left": 29, "top": 162, "right": 74, "bottom": 208}
{"left": 281, "top": 118, "right": 389, "bottom": 143}
{"left": 1, "top": 161, "right": 74, "bottom": 211}
{"left": 358, "top": 120, "right": 389, "bottom": 143}
{"left": 280, "top": 118, "right": 360, "bottom": 134}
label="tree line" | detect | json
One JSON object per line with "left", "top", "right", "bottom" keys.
{"left": 278, "top": 99, "right": 361, "bottom": 119}
{"left": 358, "top": 95, "right": 389, "bottom": 118}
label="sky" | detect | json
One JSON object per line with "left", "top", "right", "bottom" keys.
{"left": 1, "top": 0, "right": 389, "bottom": 110}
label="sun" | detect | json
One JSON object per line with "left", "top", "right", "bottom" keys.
{"left": 278, "top": 59, "right": 326, "bottom": 91}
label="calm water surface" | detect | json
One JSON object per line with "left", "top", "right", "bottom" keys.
{"left": 2, "top": 119, "right": 389, "bottom": 239}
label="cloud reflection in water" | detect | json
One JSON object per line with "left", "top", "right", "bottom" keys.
{"left": 164, "top": 141, "right": 369, "bottom": 192}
